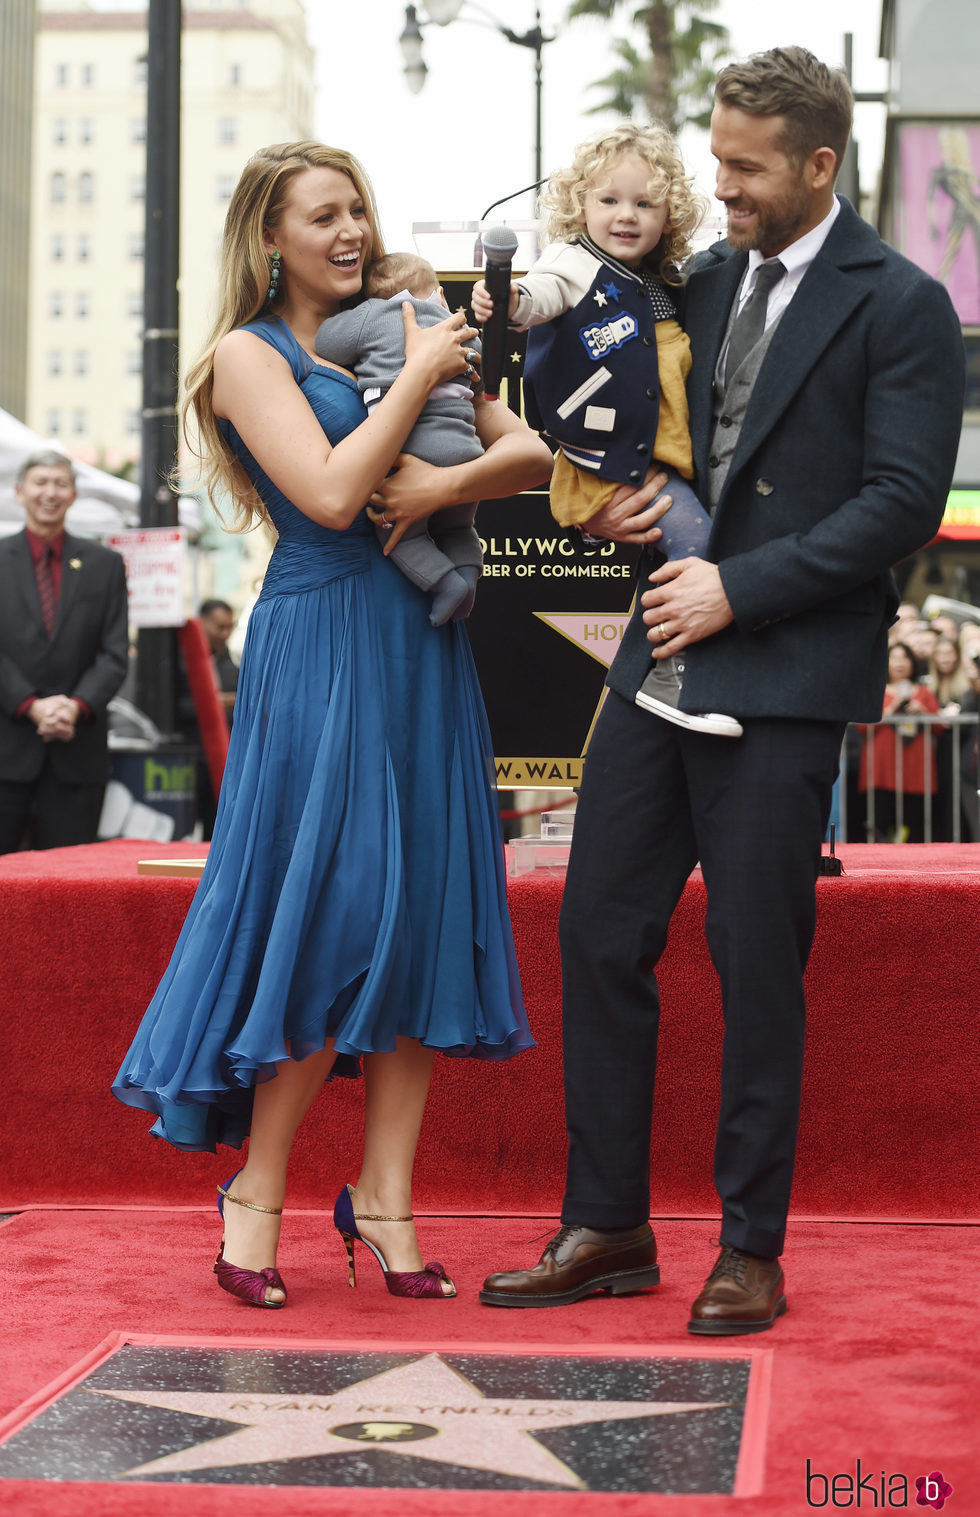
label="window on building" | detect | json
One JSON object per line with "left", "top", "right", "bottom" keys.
{"left": 129, "top": 233, "right": 144, "bottom": 261}
{"left": 217, "top": 175, "right": 235, "bottom": 203}
{"left": 127, "top": 350, "right": 142, "bottom": 376}
{"left": 76, "top": 292, "right": 90, "bottom": 319}
{"left": 74, "top": 351, "right": 89, "bottom": 378}
{"left": 125, "top": 410, "right": 141, "bottom": 436}
{"left": 50, "top": 234, "right": 66, "bottom": 262}
{"left": 131, "top": 117, "right": 147, "bottom": 144}
{"left": 51, "top": 173, "right": 67, "bottom": 205}
{"left": 77, "top": 234, "right": 91, "bottom": 262}
{"left": 81, "top": 63, "right": 94, "bottom": 87}
{"left": 46, "top": 410, "right": 62, "bottom": 436}
{"left": 48, "top": 351, "right": 63, "bottom": 379}
{"left": 79, "top": 118, "right": 94, "bottom": 146}
{"left": 53, "top": 118, "right": 68, "bottom": 146}
{"left": 218, "top": 117, "right": 238, "bottom": 145}
{"left": 130, "top": 175, "right": 145, "bottom": 202}
{"left": 49, "top": 292, "right": 64, "bottom": 319}
{"left": 73, "top": 410, "right": 87, "bottom": 437}
{"left": 127, "top": 292, "right": 143, "bottom": 319}
{"left": 78, "top": 172, "right": 94, "bottom": 204}
{"left": 229, "top": 62, "right": 242, "bottom": 87}
{"left": 55, "top": 63, "right": 68, "bottom": 87}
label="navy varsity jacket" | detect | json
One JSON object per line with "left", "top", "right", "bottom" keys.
{"left": 513, "top": 234, "right": 672, "bottom": 486}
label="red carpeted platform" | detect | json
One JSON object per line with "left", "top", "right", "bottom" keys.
{"left": 0, "top": 1209, "right": 977, "bottom": 1516}
{"left": 1, "top": 841, "right": 978, "bottom": 1221}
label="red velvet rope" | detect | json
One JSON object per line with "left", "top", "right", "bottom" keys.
{"left": 176, "top": 618, "right": 229, "bottom": 798}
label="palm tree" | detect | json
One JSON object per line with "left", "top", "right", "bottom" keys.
{"left": 568, "top": 0, "right": 729, "bottom": 132}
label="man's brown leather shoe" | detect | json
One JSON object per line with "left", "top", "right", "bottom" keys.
{"left": 687, "top": 1245, "right": 786, "bottom": 1335}
{"left": 479, "top": 1223, "right": 659, "bottom": 1308}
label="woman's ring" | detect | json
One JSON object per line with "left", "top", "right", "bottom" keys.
{"left": 657, "top": 622, "right": 668, "bottom": 641}
{"left": 380, "top": 512, "right": 392, "bottom": 528}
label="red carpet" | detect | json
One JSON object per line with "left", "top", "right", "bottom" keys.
{"left": 0, "top": 1209, "right": 977, "bottom": 1515}
{"left": 2, "top": 843, "right": 978, "bottom": 1510}
{"left": 2, "top": 841, "right": 978, "bottom": 1220}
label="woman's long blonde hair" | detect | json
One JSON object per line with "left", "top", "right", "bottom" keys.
{"left": 539, "top": 122, "right": 705, "bottom": 285}
{"left": 181, "top": 141, "right": 384, "bottom": 531}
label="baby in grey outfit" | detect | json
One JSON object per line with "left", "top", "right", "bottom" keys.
{"left": 315, "top": 253, "right": 484, "bottom": 626}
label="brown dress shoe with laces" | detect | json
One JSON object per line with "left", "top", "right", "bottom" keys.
{"left": 479, "top": 1223, "right": 660, "bottom": 1308}
{"left": 687, "top": 1244, "right": 786, "bottom": 1335}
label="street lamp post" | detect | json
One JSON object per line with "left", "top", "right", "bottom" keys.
{"left": 399, "top": 2, "right": 553, "bottom": 184}
{"left": 135, "top": 0, "right": 181, "bottom": 735}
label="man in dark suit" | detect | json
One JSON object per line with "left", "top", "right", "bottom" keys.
{"left": 0, "top": 450, "right": 129, "bottom": 852}
{"left": 481, "top": 48, "right": 965, "bottom": 1330}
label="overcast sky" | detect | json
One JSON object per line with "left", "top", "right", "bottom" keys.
{"left": 84, "top": 0, "right": 890, "bottom": 253}
{"left": 309, "top": 0, "right": 889, "bottom": 250}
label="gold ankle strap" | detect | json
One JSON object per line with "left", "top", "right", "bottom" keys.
{"left": 354, "top": 1210, "right": 413, "bottom": 1222}
{"left": 217, "top": 1181, "right": 282, "bottom": 1216}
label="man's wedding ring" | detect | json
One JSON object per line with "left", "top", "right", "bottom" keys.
{"left": 657, "top": 622, "right": 668, "bottom": 641}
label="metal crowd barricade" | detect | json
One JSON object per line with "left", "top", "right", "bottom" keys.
{"left": 838, "top": 710, "right": 980, "bottom": 843}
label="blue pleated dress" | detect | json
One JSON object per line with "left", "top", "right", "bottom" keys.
{"left": 112, "top": 317, "right": 532, "bottom": 1153}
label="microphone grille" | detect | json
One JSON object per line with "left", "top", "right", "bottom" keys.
{"left": 482, "top": 224, "right": 519, "bottom": 265}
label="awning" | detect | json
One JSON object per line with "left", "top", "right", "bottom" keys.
{"left": 935, "top": 490, "right": 980, "bottom": 541}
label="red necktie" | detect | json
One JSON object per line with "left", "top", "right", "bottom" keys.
{"left": 37, "top": 545, "right": 57, "bottom": 637}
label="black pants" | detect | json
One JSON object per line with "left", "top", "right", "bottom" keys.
{"left": 0, "top": 762, "right": 105, "bottom": 854}
{"left": 559, "top": 692, "right": 844, "bottom": 1260}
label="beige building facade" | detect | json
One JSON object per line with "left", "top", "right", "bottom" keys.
{"left": 29, "top": 0, "right": 314, "bottom": 470}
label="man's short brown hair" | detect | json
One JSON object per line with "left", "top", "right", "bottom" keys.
{"left": 714, "top": 46, "right": 853, "bottom": 178}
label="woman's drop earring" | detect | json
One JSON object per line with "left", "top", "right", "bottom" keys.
{"left": 267, "top": 250, "right": 281, "bottom": 303}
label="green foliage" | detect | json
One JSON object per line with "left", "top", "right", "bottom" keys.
{"left": 568, "top": 0, "right": 730, "bottom": 132}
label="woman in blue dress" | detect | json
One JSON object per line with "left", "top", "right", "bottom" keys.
{"left": 112, "top": 142, "right": 553, "bottom": 1307}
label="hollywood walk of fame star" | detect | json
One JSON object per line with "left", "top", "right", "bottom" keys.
{"left": 593, "top": 288, "right": 609, "bottom": 308}
{"left": 91, "top": 1352, "right": 728, "bottom": 1489}
{"left": 534, "top": 610, "right": 629, "bottom": 670}
{"left": 603, "top": 280, "right": 621, "bottom": 301}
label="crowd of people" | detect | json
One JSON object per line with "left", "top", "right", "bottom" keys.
{"left": 845, "top": 600, "right": 980, "bottom": 842}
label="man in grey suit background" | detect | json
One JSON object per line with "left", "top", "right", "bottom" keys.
{"left": 0, "top": 450, "right": 129, "bottom": 853}
{"left": 481, "top": 48, "right": 965, "bottom": 1331}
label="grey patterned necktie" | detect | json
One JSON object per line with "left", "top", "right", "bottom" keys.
{"left": 724, "top": 259, "right": 786, "bottom": 383}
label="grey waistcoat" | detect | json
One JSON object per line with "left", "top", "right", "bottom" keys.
{"left": 705, "top": 299, "right": 785, "bottom": 508}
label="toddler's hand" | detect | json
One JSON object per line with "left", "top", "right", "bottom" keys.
{"left": 470, "top": 280, "right": 493, "bottom": 324}
{"left": 471, "top": 279, "right": 518, "bottom": 326}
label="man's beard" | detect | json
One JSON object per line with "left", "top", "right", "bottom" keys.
{"left": 724, "top": 179, "right": 810, "bottom": 256}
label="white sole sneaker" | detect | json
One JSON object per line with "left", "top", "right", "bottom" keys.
{"left": 635, "top": 689, "right": 744, "bottom": 738}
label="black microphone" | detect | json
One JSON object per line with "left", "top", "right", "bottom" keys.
{"left": 479, "top": 224, "right": 518, "bottom": 402}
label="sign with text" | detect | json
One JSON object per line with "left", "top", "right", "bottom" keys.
{"left": 466, "top": 489, "right": 638, "bottom": 789}
{"left": 107, "top": 527, "right": 186, "bottom": 628}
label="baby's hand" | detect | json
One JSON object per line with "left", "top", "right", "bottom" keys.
{"left": 471, "top": 279, "right": 518, "bottom": 326}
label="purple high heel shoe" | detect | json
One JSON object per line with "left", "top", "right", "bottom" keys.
{"left": 214, "top": 1170, "right": 287, "bottom": 1308}
{"left": 333, "top": 1184, "right": 455, "bottom": 1299}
